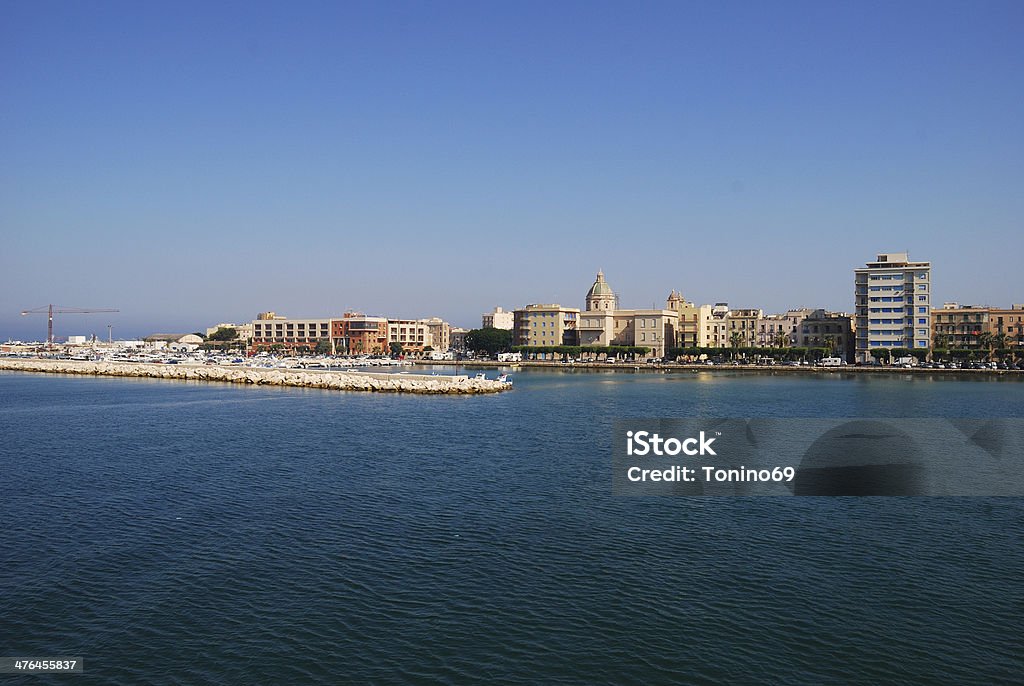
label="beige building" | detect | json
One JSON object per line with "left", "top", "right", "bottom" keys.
{"left": 755, "top": 313, "right": 790, "bottom": 347}
{"left": 932, "top": 303, "right": 1024, "bottom": 348}
{"left": 419, "top": 317, "right": 451, "bottom": 352}
{"left": 251, "top": 317, "right": 332, "bottom": 352}
{"left": 575, "top": 271, "right": 677, "bottom": 358}
{"left": 513, "top": 304, "right": 580, "bottom": 348}
{"left": 755, "top": 309, "right": 813, "bottom": 348}
{"left": 991, "top": 305, "right": 1024, "bottom": 346}
{"left": 450, "top": 327, "right": 469, "bottom": 351}
{"left": 665, "top": 291, "right": 713, "bottom": 349}
{"left": 726, "top": 308, "right": 764, "bottom": 347}
{"left": 205, "top": 322, "right": 254, "bottom": 341}
{"left": 482, "top": 307, "right": 515, "bottom": 330}
{"left": 388, "top": 319, "right": 432, "bottom": 354}
{"left": 701, "top": 303, "right": 731, "bottom": 347}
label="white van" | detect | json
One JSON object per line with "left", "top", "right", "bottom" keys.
{"left": 819, "top": 357, "right": 844, "bottom": 367}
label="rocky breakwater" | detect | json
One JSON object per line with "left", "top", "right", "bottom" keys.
{"left": 0, "top": 359, "right": 510, "bottom": 395}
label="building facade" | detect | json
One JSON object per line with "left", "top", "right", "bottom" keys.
{"left": 932, "top": 303, "right": 1024, "bottom": 349}
{"left": 513, "top": 304, "right": 580, "bottom": 348}
{"left": 854, "top": 252, "right": 931, "bottom": 363}
{"left": 574, "top": 271, "right": 677, "bottom": 358}
{"left": 387, "top": 319, "right": 432, "bottom": 354}
{"left": 665, "top": 291, "right": 712, "bottom": 349}
{"left": 419, "top": 317, "right": 451, "bottom": 352}
{"left": 991, "top": 305, "right": 1024, "bottom": 347}
{"left": 331, "top": 313, "right": 388, "bottom": 355}
{"left": 482, "top": 307, "right": 515, "bottom": 330}
{"left": 796, "top": 309, "right": 855, "bottom": 361}
{"left": 251, "top": 317, "right": 332, "bottom": 352}
{"left": 700, "top": 303, "right": 731, "bottom": 347}
{"left": 726, "top": 308, "right": 764, "bottom": 347}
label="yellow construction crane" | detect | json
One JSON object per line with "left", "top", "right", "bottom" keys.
{"left": 20, "top": 304, "right": 120, "bottom": 347}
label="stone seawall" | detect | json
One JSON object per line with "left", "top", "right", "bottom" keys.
{"left": 0, "top": 359, "right": 510, "bottom": 395}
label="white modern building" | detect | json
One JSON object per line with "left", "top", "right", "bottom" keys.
{"left": 854, "top": 252, "right": 931, "bottom": 363}
{"left": 482, "top": 307, "right": 515, "bottom": 330}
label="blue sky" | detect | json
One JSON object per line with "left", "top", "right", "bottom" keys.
{"left": 2, "top": 0, "right": 1022, "bottom": 340}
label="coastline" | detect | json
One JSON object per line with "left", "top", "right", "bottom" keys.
{"left": 416, "top": 359, "right": 1024, "bottom": 376}
{"left": 0, "top": 358, "right": 510, "bottom": 395}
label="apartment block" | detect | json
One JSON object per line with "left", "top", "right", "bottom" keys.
{"left": 513, "top": 304, "right": 580, "bottom": 348}
{"left": 855, "top": 252, "right": 931, "bottom": 363}
{"left": 388, "top": 319, "right": 433, "bottom": 354}
{"left": 251, "top": 316, "right": 332, "bottom": 352}
{"left": 419, "top": 317, "right": 451, "bottom": 352}
{"left": 932, "top": 303, "right": 1024, "bottom": 348}
{"left": 796, "top": 309, "right": 855, "bottom": 361}
{"left": 726, "top": 308, "right": 764, "bottom": 347}
{"left": 482, "top": 307, "right": 515, "bottom": 330}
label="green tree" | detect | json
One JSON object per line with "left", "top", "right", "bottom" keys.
{"left": 208, "top": 327, "right": 237, "bottom": 342}
{"left": 464, "top": 328, "right": 513, "bottom": 356}
{"left": 315, "top": 338, "right": 333, "bottom": 355}
{"left": 390, "top": 342, "right": 404, "bottom": 357}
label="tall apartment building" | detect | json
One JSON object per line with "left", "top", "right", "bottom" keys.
{"left": 854, "top": 252, "right": 931, "bottom": 363}
{"left": 482, "top": 307, "right": 515, "bottom": 330}
{"left": 513, "top": 304, "right": 580, "bottom": 348}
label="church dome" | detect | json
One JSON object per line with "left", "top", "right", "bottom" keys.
{"left": 586, "top": 270, "right": 617, "bottom": 311}
{"left": 587, "top": 270, "right": 614, "bottom": 298}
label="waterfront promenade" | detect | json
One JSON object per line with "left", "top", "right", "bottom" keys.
{"left": 0, "top": 358, "right": 510, "bottom": 394}
{"left": 420, "top": 359, "right": 1024, "bottom": 375}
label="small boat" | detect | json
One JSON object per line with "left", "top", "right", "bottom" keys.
{"left": 473, "top": 372, "right": 487, "bottom": 380}
{"left": 497, "top": 374, "right": 512, "bottom": 385}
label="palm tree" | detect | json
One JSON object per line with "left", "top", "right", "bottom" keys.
{"left": 729, "top": 331, "right": 743, "bottom": 358}
{"left": 977, "top": 332, "right": 994, "bottom": 361}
